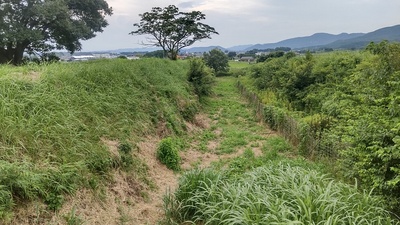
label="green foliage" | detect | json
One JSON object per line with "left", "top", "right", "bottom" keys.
{"left": 243, "top": 41, "right": 400, "bottom": 214}
{"left": 263, "top": 137, "right": 292, "bottom": 153}
{"left": 165, "top": 164, "right": 397, "bottom": 224}
{"left": 116, "top": 142, "right": 135, "bottom": 170}
{"left": 0, "top": 58, "right": 197, "bottom": 220}
{"left": 256, "top": 51, "right": 286, "bottom": 63}
{"left": 130, "top": 5, "right": 218, "bottom": 60}
{"left": 157, "top": 138, "right": 181, "bottom": 171}
{"left": 203, "top": 48, "right": 230, "bottom": 73}
{"left": 0, "top": 185, "right": 13, "bottom": 221}
{"left": 0, "top": 0, "right": 113, "bottom": 65}
{"left": 187, "top": 58, "right": 215, "bottom": 97}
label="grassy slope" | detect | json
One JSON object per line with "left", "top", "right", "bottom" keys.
{"left": 0, "top": 59, "right": 196, "bottom": 221}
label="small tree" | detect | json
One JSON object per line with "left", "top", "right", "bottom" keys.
{"left": 187, "top": 58, "right": 215, "bottom": 97}
{"left": 227, "top": 51, "right": 237, "bottom": 59}
{"left": 130, "top": 5, "right": 218, "bottom": 60}
{"left": 203, "top": 48, "right": 230, "bottom": 74}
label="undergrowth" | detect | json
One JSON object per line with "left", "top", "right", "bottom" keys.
{"left": 0, "top": 58, "right": 197, "bottom": 221}
{"left": 164, "top": 163, "right": 398, "bottom": 225}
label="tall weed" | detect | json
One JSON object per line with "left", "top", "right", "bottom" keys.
{"left": 0, "top": 58, "right": 197, "bottom": 218}
{"left": 165, "top": 163, "right": 398, "bottom": 224}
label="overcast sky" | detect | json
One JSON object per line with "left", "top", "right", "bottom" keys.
{"left": 80, "top": 0, "right": 400, "bottom": 51}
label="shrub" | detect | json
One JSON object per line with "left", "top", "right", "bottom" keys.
{"left": 156, "top": 138, "right": 181, "bottom": 171}
{"left": 187, "top": 58, "right": 215, "bottom": 97}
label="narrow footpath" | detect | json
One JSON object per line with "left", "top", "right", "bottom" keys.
{"left": 147, "top": 76, "right": 281, "bottom": 224}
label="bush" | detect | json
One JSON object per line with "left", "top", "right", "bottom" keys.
{"left": 156, "top": 138, "right": 181, "bottom": 171}
{"left": 187, "top": 58, "right": 215, "bottom": 97}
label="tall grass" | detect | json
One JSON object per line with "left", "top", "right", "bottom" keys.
{"left": 0, "top": 59, "right": 196, "bottom": 220}
{"left": 164, "top": 163, "right": 398, "bottom": 225}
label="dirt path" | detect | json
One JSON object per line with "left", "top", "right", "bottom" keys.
{"left": 124, "top": 77, "right": 278, "bottom": 224}
{"left": 139, "top": 76, "right": 277, "bottom": 224}
{"left": 12, "top": 77, "right": 277, "bottom": 225}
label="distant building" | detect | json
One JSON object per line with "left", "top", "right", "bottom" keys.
{"left": 239, "top": 56, "right": 255, "bottom": 62}
{"left": 127, "top": 56, "right": 140, "bottom": 60}
{"left": 69, "top": 55, "right": 95, "bottom": 61}
{"left": 92, "top": 53, "right": 111, "bottom": 59}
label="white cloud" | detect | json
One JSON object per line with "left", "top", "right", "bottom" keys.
{"left": 80, "top": 0, "right": 400, "bottom": 51}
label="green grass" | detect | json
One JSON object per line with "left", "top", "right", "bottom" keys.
{"left": 164, "top": 163, "right": 398, "bottom": 225}
{"left": 0, "top": 59, "right": 196, "bottom": 221}
{"left": 229, "top": 60, "right": 253, "bottom": 69}
{"left": 162, "top": 75, "right": 399, "bottom": 224}
{"left": 195, "top": 77, "right": 266, "bottom": 155}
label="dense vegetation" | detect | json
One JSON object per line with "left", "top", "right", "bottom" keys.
{"left": 163, "top": 76, "right": 398, "bottom": 225}
{"left": 165, "top": 164, "right": 395, "bottom": 224}
{"left": 1, "top": 48, "right": 399, "bottom": 224}
{"left": 0, "top": 59, "right": 198, "bottom": 221}
{"left": 239, "top": 41, "right": 400, "bottom": 213}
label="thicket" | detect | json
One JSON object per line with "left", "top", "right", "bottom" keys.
{"left": 0, "top": 58, "right": 198, "bottom": 221}
{"left": 187, "top": 58, "right": 215, "bottom": 98}
{"left": 240, "top": 41, "right": 400, "bottom": 214}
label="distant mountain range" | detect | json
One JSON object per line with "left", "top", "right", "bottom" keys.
{"left": 243, "top": 33, "right": 365, "bottom": 51}
{"left": 79, "top": 24, "right": 399, "bottom": 54}
{"left": 322, "top": 25, "right": 400, "bottom": 49}
{"left": 234, "top": 24, "right": 400, "bottom": 52}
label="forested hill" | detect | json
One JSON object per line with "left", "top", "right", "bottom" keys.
{"left": 240, "top": 24, "right": 399, "bottom": 51}
{"left": 245, "top": 32, "right": 364, "bottom": 50}
{"left": 324, "top": 24, "right": 400, "bottom": 49}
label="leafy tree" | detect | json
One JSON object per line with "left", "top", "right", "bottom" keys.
{"left": 0, "top": 0, "right": 112, "bottom": 65}
{"left": 203, "top": 48, "right": 229, "bottom": 74}
{"left": 130, "top": 5, "right": 218, "bottom": 60}
{"left": 227, "top": 51, "right": 237, "bottom": 59}
{"left": 187, "top": 58, "right": 215, "bottom": 97}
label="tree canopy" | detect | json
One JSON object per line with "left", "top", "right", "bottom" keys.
{"left": 0, "top": 0, "right": 113, "bottom": 65}
{"left": 130, "top": 5, "right": 218, "bottom": 60}
{"left": 203, "top": 48, "right": 229, "bottom": 74}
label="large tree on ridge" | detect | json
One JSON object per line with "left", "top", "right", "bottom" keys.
{"left": 0, "top": 0, "right": 113, "bottom": 65}
{"left": 130, "top": 5, "right": 218, "bottom": 60}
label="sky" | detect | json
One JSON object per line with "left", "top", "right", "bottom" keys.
{"left": 80, "top": 0, "right": 400, "bottom": 52}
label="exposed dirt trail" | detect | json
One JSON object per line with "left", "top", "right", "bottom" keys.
{"left": 121, "top": 76, "right": 277, "bottom": 224}
{"left": 11, "top": 77, "right": 277, "bottom": 225}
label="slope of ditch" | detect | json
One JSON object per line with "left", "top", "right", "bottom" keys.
{"left": 1, "top": 62, "right": 296, "bottom": 224}
{"left": 57, "top": 76, "right": 280, "bottom": 225}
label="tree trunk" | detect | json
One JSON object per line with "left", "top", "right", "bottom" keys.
{"left": 13, "top": 42, "right": 28, "bottom": 65}
{"left": 168, "top": 50, "right": 178, "bottom": 60}
{"left": 0, "top": 41, "right": 29, "bottom": 65}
